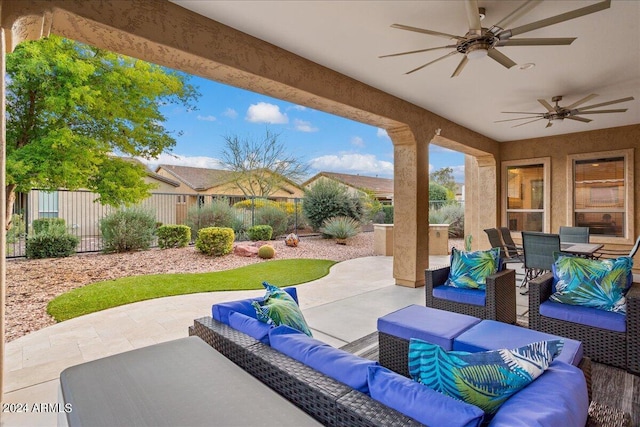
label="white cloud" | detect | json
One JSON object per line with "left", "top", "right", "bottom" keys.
{"left": 351, "top": 136, "right": 365, "bottom": 148}
{"left": 377, "top": 128, "right": 389, "bottom": 139}
{"left": 196, "top": 115, "right": 216, "bottom": 122}
{"left": 309, "top": 153, "right": 393, "bottom": 177}
{"left": 294, "top": 119, "right": 319, "bottom": 132}
{"left": 291, "top": 105, "right": 307, "bottom": 111}
{"left": 451, "top": 165, "right": 465, "bottom": 182}
{"left": 429, "top": 163, "right": 434, "bottom": 173}
{"left": 222, "top": 108, "right": 238, "bottom": 119}
{"left": 139, "top": 153, "right": 225, "bottom": 171}
{"left": 245, "top": 102, "right": 288, "bottom": 124}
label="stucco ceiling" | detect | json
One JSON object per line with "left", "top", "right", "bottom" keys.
{"left": 171, "top": 1, "right": 640, "bottom": 142}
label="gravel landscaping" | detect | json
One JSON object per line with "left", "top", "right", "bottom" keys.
{"left": 5, "top": 232, "right": 376, "bottom": 342}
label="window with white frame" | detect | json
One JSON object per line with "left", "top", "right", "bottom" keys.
{"left": 38, "top": 190, "right": 59, "bottom": 218}
{"left": 502, "top": 158, "right": 550, "bottom": 233}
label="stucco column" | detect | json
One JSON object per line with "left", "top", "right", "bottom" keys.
{"left": 388, "top": 126, "right": 430, "bottom": 287}
{"left": 0, "top": 27, "right": 7, "bottom": 400}
{"left": 465, "top": 154, "right": 498, "bottom": 250}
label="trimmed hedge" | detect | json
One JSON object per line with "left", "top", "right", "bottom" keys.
{"left": 32, "top": 217, "right": 66, "bottom": 234}
{"left": 195, "top": 227, "right": 235, "bottom": 256}
{"left": 26, "top": 229, "right": 79, "bottom": 259}
{"left": 247, "top": 225, "right": 273, "bottom": 241}
{"left": 157, "top": 225, "right": 191, "bottom": 249}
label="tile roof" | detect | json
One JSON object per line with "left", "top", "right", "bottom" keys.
{"left": 156, "top": 165, "right": 235, "bottom": 191}
{"left": 305, "top": 172, "right": 394, "bottom": 195}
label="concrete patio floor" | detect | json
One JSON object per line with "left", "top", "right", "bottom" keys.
{"left": 1, "top": 255, "right": 529, "bottom": 427}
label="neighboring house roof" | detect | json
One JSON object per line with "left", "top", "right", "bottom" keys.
{"left": 304, "top": 172, "right": 394, "bottom": 198}
{"left": 117, "top": 157, "right": 181, "bottom": 187}
{"left": 156, "top": 164, "right": 235, "bottom": 191}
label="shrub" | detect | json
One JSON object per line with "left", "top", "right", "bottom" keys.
{"left": 258, "top": 244, "right": 276, "bottom": 259}
{"left": 321, "top": 216, "right": 360, "bottom": 241}
{"left": 157, "top": 225, "right": 191, "bottom": 249}
{"left": 303, "top": 180, "right": 363, "bottom": 231}
{"left": 100, "top": 207, "right": 157, "bottom": 253}
{"left": 429, "top": 203, "right": 465, "bottom": 238}
{"left": 32, "top": 217, "right": 66, "bottom": 234}
{"left": 6, "top": 214, "right": 26, "bottom": 244}
{"left": 247, "top": 225, "right": 273, "bottom": 241}
{"left": 26, "top": 222, "right": 79, "bottom": 259}
{"left": 185, "top": 199, "right": 235, "bottom": 238}
{"left": 195, "top": 227, "right": 234, "bottom": 256}
{"left": 254, "top": 205, "right": 288, "bottom": 237}
{"left": 382, "top": 205, "right": 394, "bottom": 224}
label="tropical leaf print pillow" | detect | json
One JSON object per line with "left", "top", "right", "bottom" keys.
{"left": 446, "top": 247, "right": 500, "bottom": 290}
{"left": 252, "top": 282, "right": 313, "bottom": 336}
{"left": 550, "top": 254, "right": 633, "bottom": 314}
{"left": 408, "top": 338, "right": 563, "bottom": 414}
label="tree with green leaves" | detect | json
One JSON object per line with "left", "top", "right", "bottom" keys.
{"left": 219, "top": 129, "right": 309, "bottom": 198}
{"left": 5, "top": 35, "right": 199, "bottom": 230}
{"left": 430, "top": 166, "right": 458, "bottom": 194}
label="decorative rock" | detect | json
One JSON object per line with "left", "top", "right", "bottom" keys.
{"left": 285, "top": 233, "right": 300, "bottom": 247}
{"left": 233, "top": 244, "right": 259, "bottom": 257}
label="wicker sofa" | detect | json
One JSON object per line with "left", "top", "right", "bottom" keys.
{"left": 528, "top": 272, "right": 640, "bottom": 374}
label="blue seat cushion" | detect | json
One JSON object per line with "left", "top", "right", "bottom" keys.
{"left": 540, "top": 300, "right": 626, "bottom": 333}
{"left": 433, "top": 285, "right": 486, "bottom": 306}
{"left": 377, "top": 305, "right": 480, "bottom": 350}
{"left": 367, "top": 365, "right": 484, "bottom": 427}
{"left": 269, "top": 325, "right": 378, "bottom": 394}
{"left": 488, "top": 361, "right": 588, "bottom": 427}
{"left": 453, "top": 320, "right": 583, "bottom": 366}
{"left": 212, "top": 287, "right": 298, "bottom": 325}
{"left": 228, "top": 311, "right": 273, "bottom": 344}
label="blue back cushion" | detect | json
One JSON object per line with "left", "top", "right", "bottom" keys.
{"left": 212, "top": 287, "right": 298, "bottom": 324}
{"left": 228, "top": 311, "right": 273, "bottom": 344}
{"left": 269, "top": 325, "right": 378, "bottom": 394}
{"left": 367, "top": 365, "right": 484, "bottom": 427}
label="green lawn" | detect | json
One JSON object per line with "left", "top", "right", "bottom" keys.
{"left": 47, "top": 258, "right": 336, "bottom": 322}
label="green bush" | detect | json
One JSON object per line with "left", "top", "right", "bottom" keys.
{"left": 247, "top": 225, "right": 273, "bottom": 241}
{"left": 185, "top": 199, "right": 235, "bottom": 238}
{"left": 7, "top": 214, "right": 26, "bottom": 244}
{"left": 258, "top": 244, "right": 276, "bottom": 259}
{"left": 303, "top": 180, "right": 363, "bottom": 231}
{"left": 429, "top": 203, "right": 465, "bottom": 238}
{"left": 100, "top": 207, "right": 157, "bottom": 253}
{"left": 321, "top": 216, "right": 360, "bottom": 240}
{"left": 254, "top": 205, "right": 288, "bottom": 237}
{"left": 195, "top": 227, "right": 234, "bottom": 256}
{"left": 382, "top": 205, "right": 394, "bottom": 224}
{"left": 32, "top": 217, "right": 66, "bottom": 234}
{"left": 157, "top": 225, "right": 191, "bottom": 249}
{"left": 26, "top": 223, "right": 79, "bottom": 259}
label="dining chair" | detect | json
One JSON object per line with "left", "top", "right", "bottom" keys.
{"left": 521, "top": 232, "right": 561, "bottom": 293}
{"left": 499, "top": 227, "right": 523, "bottom": 257}
{"left": 559, "top": 226, "right": 590, "bottom": 243}
{"left": 483, "top": 228, "right": 523, "bottom": 268}
{"left": 595, "top": 235, "right": 640, "bottom": 260}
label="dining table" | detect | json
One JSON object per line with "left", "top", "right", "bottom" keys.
{"left": 560, "top": 242, "right": 604, "bottom": 258}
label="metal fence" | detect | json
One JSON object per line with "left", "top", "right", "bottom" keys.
{"left": 7, "top": 189, "right": 304, "bottom": 258}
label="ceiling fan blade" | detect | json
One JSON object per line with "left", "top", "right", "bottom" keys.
{"left": 495, "top": 116, "right": 543, "bottom": 123}
{"left": 451, "top": 56, "right": 469, "bottom": 77}
{"left": 497, "top": 37, "right": 576, "bottom": 47}
{"left": 512, "top": 118, "right": 545, "bottom": 128}
{"left": 578, "top": 96, "right": 635, "bottom": 110}
{"left": 465, "top": 0, "right": 482, "bottom": 33}
{"left": 505, "top": 0, "right": 611, "bottom": 38}
{"left": 406, "top": 51, "right": 459, "bottom": 75}
{"left": 575, "top": 109, "right": 628, "bottom": 114}
{"left": 379, "top": 45, "right": 456, "bottom": 58}
{"left": 537, "top": 99, "right": 555, "bottom": 112}
{"left": 501, "top": 111, "right": 545, "bottom": 115}
{"left": 390, "top": 24, "right": 464, "bottom": 41}
{"left": 565, "top": 94, "right": 599, "bottom": 109}
{"left": 493, "top": 0, "right": 543, "bottom": 32}
{"left": 565, "top": 116, "right": 593, "bottom": 123}
{"left": 487, "top": 49, "right": 517, "bottom": 69}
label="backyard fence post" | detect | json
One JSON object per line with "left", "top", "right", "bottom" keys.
{"left": 251, "top": 196, "right": 255, "bottom": 227}
{"left": 294, "top": 198, "right": 299, "bottom": 234}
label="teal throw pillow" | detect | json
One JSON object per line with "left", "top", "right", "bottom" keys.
{"left": 252, "top": 282, "right": 313, "bottom": 336}
{"left": 446, "top": 247, "right": 500, "bottom": 290}
{"left": 408, "top": 338, "right": 563, "bottom": 414}
{"left": 550, "top": 254, "right": 633, "bottom": 314}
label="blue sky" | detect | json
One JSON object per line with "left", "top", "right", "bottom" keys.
{"left": 143, "top": 75, "right": 465, "bottom": 183}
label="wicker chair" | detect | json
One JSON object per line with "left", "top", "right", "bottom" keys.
{"left": 528, "top": 272, "right": 640, "bottom": 374}
{"left": 559, "top": 226, "right": 590, "bottom": 243}
{"left": 425, "top": 265, "right": 516, "bottom": 324}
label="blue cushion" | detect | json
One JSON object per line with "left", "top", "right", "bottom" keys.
{"left": 550, "top": 254, "right": 633, "bottom": 313}
{"left": 269, "top": 325, "right": 378, "bottom": 394}
{"left": 377, "top": 305, "right": 481, "bottom": 350}
{"left": 540, "top": 300, "right": 626, "bottom": 333}
{"left": 367, "top": 365, "right": 484, "bottom": 427}
{"left": 488, "top": 361, "right": 588, "bottom": 427}
{"left": 453, "top": 320, "right": 583, "bottom": 366}
{"left": 228, "top": 311, "right": 273, "bottom": 344}
{"left": 446, "top": 247, "right": 500, "bottom": 290}
{"left": 212, "top": 287, "right": 298, "bottom": 324}
{"left": 433, "top": 285, "right": 486, "bottom": 306}
{"left": 252, "top": 282, "right": 312, "bottom": 336}
{"left": 409, "top": 338, "right": 563, "bottom": 414}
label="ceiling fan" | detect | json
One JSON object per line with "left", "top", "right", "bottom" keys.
{"left": 495, "top": 94, "right": 635, "bottom": 128}
{"left": 380, "top": 0, "right": 611, "bottom": 77}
